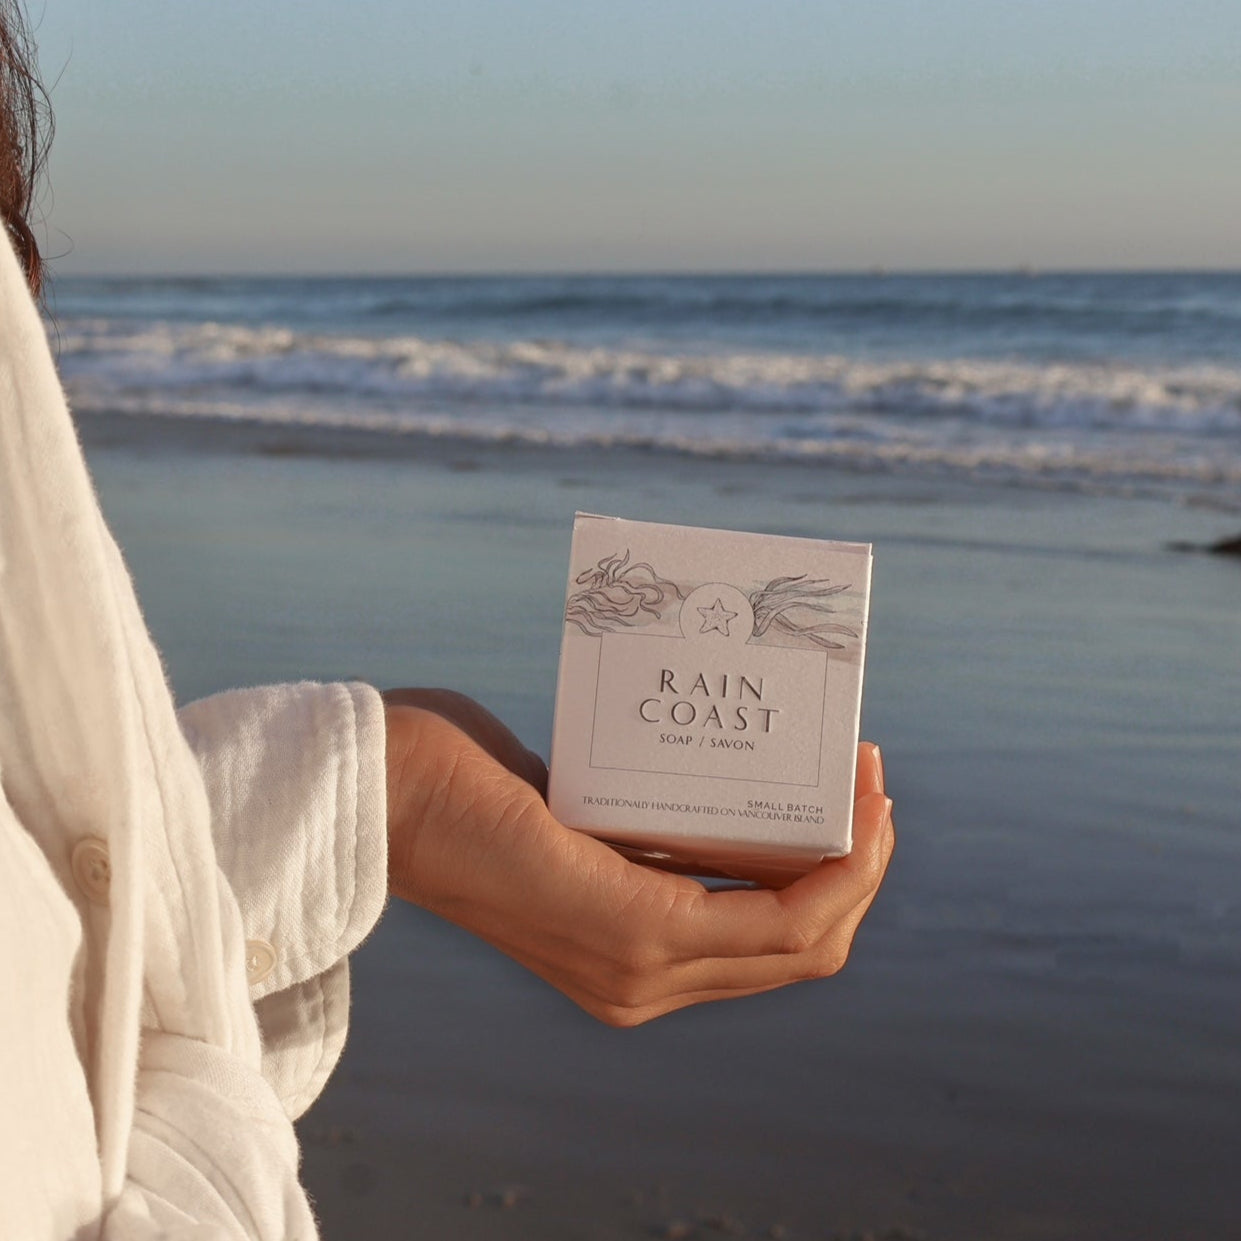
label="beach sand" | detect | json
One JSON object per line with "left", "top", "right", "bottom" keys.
{"left": 82, "top": 412, "right": 1241, "bottom": 1240}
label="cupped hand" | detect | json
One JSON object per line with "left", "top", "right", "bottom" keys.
{"left": 382, "top": 689, "right": 894, "bottom": 1027}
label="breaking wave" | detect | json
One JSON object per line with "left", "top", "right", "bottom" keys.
{"left": 57, "top": 319, "right": 1241, "bottom": 433}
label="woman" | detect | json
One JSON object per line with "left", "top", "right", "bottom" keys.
{"left": 0, "top": 3, "right": 894, "bottom": 1235}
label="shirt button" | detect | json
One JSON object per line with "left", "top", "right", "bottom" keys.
{"left": 244, "top": 939, "right": 277, "bottom": 986}
{"left": 71, "top": 838, "right": 112, "bottom": 905}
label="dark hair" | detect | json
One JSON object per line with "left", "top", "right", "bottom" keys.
{"left": 1, "top": 0, "right": 52, "bottom": 296}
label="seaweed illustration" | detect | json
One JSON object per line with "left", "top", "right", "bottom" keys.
{"left": 748, "top": 574, "right": 858, "bottom": 649}
{"left": 565, "top": 550, "right": 686, "bottom": 635}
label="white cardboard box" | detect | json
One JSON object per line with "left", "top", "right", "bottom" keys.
{"left": 548, "top": 513, "right": 872, "bottom": 880}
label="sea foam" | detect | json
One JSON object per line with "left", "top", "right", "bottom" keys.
{"left": 51, "top": 271, "right": 1241, "bottom": 502}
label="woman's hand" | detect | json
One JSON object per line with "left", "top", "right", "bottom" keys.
{"left": 382, "top": 689, "right": 894, "bottom": 1027}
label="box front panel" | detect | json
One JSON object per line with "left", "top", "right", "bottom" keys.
{"left": 549, "top": 513, "right": 871, "bottom": 870}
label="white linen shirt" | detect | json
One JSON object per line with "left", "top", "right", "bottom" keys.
{"left": 0, "top": 234, "right": 389, "bottom": 1239}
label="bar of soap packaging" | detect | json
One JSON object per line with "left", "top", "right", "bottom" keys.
{"left": 548, "top": 513, "right": 872, "bottom": 880}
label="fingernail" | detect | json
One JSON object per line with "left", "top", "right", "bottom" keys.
{"left": 883, "top": 796, "right": 894, "bottom": 825}
{"left": 873, "top": 745, "right": 885, "bottom": 789}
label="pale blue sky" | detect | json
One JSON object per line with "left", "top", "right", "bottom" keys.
{"left": 31, "top": 1, "right": 1241, "bottom": 274}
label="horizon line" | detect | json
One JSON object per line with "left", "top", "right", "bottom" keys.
{"left": 47, "top": 264, "right": 1241, "bottom": 281}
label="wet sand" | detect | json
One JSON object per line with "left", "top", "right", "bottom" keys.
{"left": 83, "top": 411, "right": 1241, "bottom": 1240}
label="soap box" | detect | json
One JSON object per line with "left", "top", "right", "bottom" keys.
{"left": 548, "top": 513, "right": 872, "bottom": 881}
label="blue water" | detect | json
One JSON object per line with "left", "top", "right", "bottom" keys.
{"left": 74, "top": 274, "right": 1241, "bottom": 1234}
{"left": 87, "top": 434, "right": 1241, "bottom": 1238}
{"left": 51, "top": 271, "right": 1241, "bottom": 503}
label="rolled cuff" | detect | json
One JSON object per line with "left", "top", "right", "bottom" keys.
{"left": 178, "top": 681, "right": 388, "bottom": 1116}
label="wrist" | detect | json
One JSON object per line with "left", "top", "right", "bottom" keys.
{"left": 383, "top": 702, "right": 429, "bottom": 903}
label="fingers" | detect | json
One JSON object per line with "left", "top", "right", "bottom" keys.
{"left": 602, "top": 813, "right": 895, "bottom": 1012}
{"left": 657, "top": 790, "right": 894, "bottom": 963}
{"left": 490, "top": 793, "right": 895, "bottom": 1019}
{"left": 855, "top": 741, "right": 885, "bottom": 799}
{"left": 531, "top": 841, "right": 895, "bottom": 1026}
{"left": 483, "top": 743, "right": 892, "bottom": 999}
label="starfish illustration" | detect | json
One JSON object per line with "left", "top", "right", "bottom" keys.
{"left": 697, "top": 596, "right": 738, "bottom": 637}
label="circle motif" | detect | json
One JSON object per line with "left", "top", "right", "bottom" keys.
{"left": 679, "top": 583, "right": 754, "bottom": 644}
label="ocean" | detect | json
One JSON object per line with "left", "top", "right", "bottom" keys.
{"left": 68, "top": 272, "right": 1241, "bottom": 1239}
{"left": 52, "top": 270, "right": 1241, "bottom": 509}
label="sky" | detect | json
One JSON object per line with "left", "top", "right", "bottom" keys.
{"left": 29, "top": 0, "right": 1241, "bottom": 274}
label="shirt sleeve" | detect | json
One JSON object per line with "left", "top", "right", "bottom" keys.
{"left": 177, "top": 681, "right": 389, "bottom": 1119}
